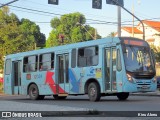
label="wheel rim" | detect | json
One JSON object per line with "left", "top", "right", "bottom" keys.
{"left": 31, "top": 88, "right": 37, "bottom": 97}
{"left": 90, "top": 87, "right": 96, "bottom": 97}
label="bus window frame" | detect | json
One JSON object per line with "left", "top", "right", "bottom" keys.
{"left": 116, "top": 49, "right": 122, "bottom": 71}
{"left": 71, "top": 49, "right": 77, "bottom": 68}
{"left": 23, "top": 55, "right": 38, "bottom": 73}
{"left": 5, "top": 59, "right": 11, "bottom": 75}
{"left": 39, "top": 52, "right": 55, "bottom": 71}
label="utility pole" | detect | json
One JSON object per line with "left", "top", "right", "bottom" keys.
{"left": 117, "top": 6, "right": 121, "bottom": 37}
{"left": 106, "top": 0, "right": 145, "bottom": 40}
{"left": 121, "top": 5, "right": 145, "bottom": 40}
{"left": 132, "top": 2, "right": 134, "bottom": 37}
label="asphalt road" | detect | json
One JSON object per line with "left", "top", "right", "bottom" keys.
{"left": 0, "top": 95, "right": 160, "bottom": 111}
{"left": 0, "top": 95, "right": 160, "bottom": 119}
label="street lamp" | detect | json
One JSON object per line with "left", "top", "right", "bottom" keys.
{"left": 76, "top": 22, "right": 95, "bottom": 40}
{"left": 132, "top": 0, "right": 141, "bottom": 37}
{"left": 106, "top": 0, "right": 145, "bottom": 40}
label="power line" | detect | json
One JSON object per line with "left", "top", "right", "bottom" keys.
{"left": 3, "top": 0, "right": 159, "bottom": 28}
{"left": 23, "top": 0, "right": 118, "bottom": 21}
{"left": 9, "top": 4, "right": 160, "bottom": 28}
{"left": 9, "top": 5, "right": 118, "bottom": 24}
{"left": 10, "top": 5, "right": 62, "bottom": 16}
{"left": 0, "top": 0, "right": 19, "bottom": 8}
{"left": 10, "top": 7, "right": 56, "bottom": 18}
{"left": 24, "top": 0, "right": 156, "bottom": 23}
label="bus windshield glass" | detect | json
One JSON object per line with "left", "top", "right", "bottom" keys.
{"left": 123, "top": 40, "right": 154, "bottom": 73}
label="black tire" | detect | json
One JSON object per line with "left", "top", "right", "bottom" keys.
{"left": 88, "top": 82, "right": 101, "bottom": 102}
{"left": 38, "top": 95, "right": 45, "bottom": 100}
{"left": 53, "top": 95, "right": 67, "bottom": 100}
{"left": 29, "top": 84, "right": 40, "bottom": 100}
{"left": 117, "top": 92, "right": 129, "bottom": 101}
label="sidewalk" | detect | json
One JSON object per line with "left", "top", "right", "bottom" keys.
{"left": 0, "top": 92, "right": 9, "bottom": 97}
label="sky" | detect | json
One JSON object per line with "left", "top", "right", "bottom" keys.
{"left": 0, "top": 0, "right": 160, "bottom": 39}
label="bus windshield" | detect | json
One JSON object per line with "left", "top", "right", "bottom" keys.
{"left": 123, "top": 45, "right": 154, "bottom": 73}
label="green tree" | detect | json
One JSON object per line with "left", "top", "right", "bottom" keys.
{"left": 0, "top": 6, "right": 22, "bottom": 68}
{"left": 150, "top": 45, "right": 160, "bottom": 63}
{"left": 0, "top": 7, "right": 46, "bottom": 69}
{"left": 107, "top": 32, "right": 116, "bottom": 37}
{"left": 46, "top": 12, "right": 101, "bottom": 47}
{"left": 20, "top": 18, "right": 46, "bottom": 48}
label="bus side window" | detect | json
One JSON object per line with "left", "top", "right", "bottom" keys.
{"left": 85, "top": 46, "right": 99, "bottom": 66}
{"left": 78, "top": 48, "right": 87, "bottom": 67}
{"left": 71, "top": 49, "right": 76, "bottom": 68}
{"left": 28, "top": 56, "right": 38, "bottom": 72}
{"left": 117, "top": 49, "right": 122, "bottom": 71}
{"left": 78, "top": 46, "right": 99, "bottom": 67}
{"left": 5, "top": 59, "right": 11, "bottom": 75}
{"left": 51, "top": 53, "right": 54, "bottom": 69}
{"left": 39, "top": 53, "right": 54, "bottom": 71}
{"left": 23, "top": 55, "right": 38, "bottom": 72}
{"left": 90, "top": 55, "right": 98, "bottom": 66}
{"left": 23, "top": 57, "right": 28, "bottom": 72}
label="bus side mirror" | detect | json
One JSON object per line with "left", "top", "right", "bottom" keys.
{"left": 120, "top": 41, "right": 126, "bottom": 53}
{"left": 122, "top": 45, "right": 126, "bottom": 53}
{"left": 151, "top": 49, "right": 156, "bottom": 68}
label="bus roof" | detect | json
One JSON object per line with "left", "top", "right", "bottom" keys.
{"left": 4, "top": 37, "right": 146, "bottom": 59}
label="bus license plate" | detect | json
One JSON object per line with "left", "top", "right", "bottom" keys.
{"left": 141, "top": 85, "right": 149, "bottom": 89}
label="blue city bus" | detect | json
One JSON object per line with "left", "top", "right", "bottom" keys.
{"left": 3, "top": 37, "right": 157, "bottom": 101}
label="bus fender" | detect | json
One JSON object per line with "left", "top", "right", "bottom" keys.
{"left": 84, "top": 78, "right": 100, "bottom": 94}
{"left": 27, "top": 82, "right": 38, "bottom": 95}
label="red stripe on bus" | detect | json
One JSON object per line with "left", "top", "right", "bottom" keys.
{"left": 45, "top": 71, "right": 66, "bottom": 94}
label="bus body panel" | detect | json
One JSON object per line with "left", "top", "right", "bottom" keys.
{"left": 22, "top": 71, "right": 54, "bottom": 95}
{"left": 122, "top": 77, "right": 157, "bottom": 92}
{"left": 4, "top": 74, "right": 12, "bottom": 95}
{"left": 68, "top": 67, "right": 103, "bottom": 94}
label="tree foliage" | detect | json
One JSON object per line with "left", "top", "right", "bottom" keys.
{"left": 46, "top": 12, "right": 101, "bottom": 47}
{"left": 20, "top": 18, "right": 46, "bottom": 47}
{"left": 107, "top": 32, "right": 116, "bottom": 37}
{"left": 0, "top": 7, "right": 45, "bottom": 69}
{"left": 150, "top": 45, "right": 160, "bottom": 63}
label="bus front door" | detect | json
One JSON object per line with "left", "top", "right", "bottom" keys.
{"left": 57, "top": 54, "right": 69, "bottom": 95}
{"left": 12, "top": 61, "right": 22, "bottom": 95}
{"left": 104, "top": 47, "right": 117, "bottom": 92}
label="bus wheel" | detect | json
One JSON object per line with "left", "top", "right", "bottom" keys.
{"left": 38, "top": 95, "right": 45, "bottom": 100}
{"left": 117, "top": 92, "right": 129, "bottom": 101}
{"left": 29, "top": 84, "right": 40, "bottom": 100}
{"left": 53, "top": 95, "right": 67, "bottom": 100}
{"left": 88, "top": 82, "right": 101, "bottom": 102}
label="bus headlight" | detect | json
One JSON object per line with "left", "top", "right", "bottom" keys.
{"left": 152, "top": 77, "right": 156, "bottom": 83}
{"left": 127, "top": 74, "right": 133, "bottom": 82}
